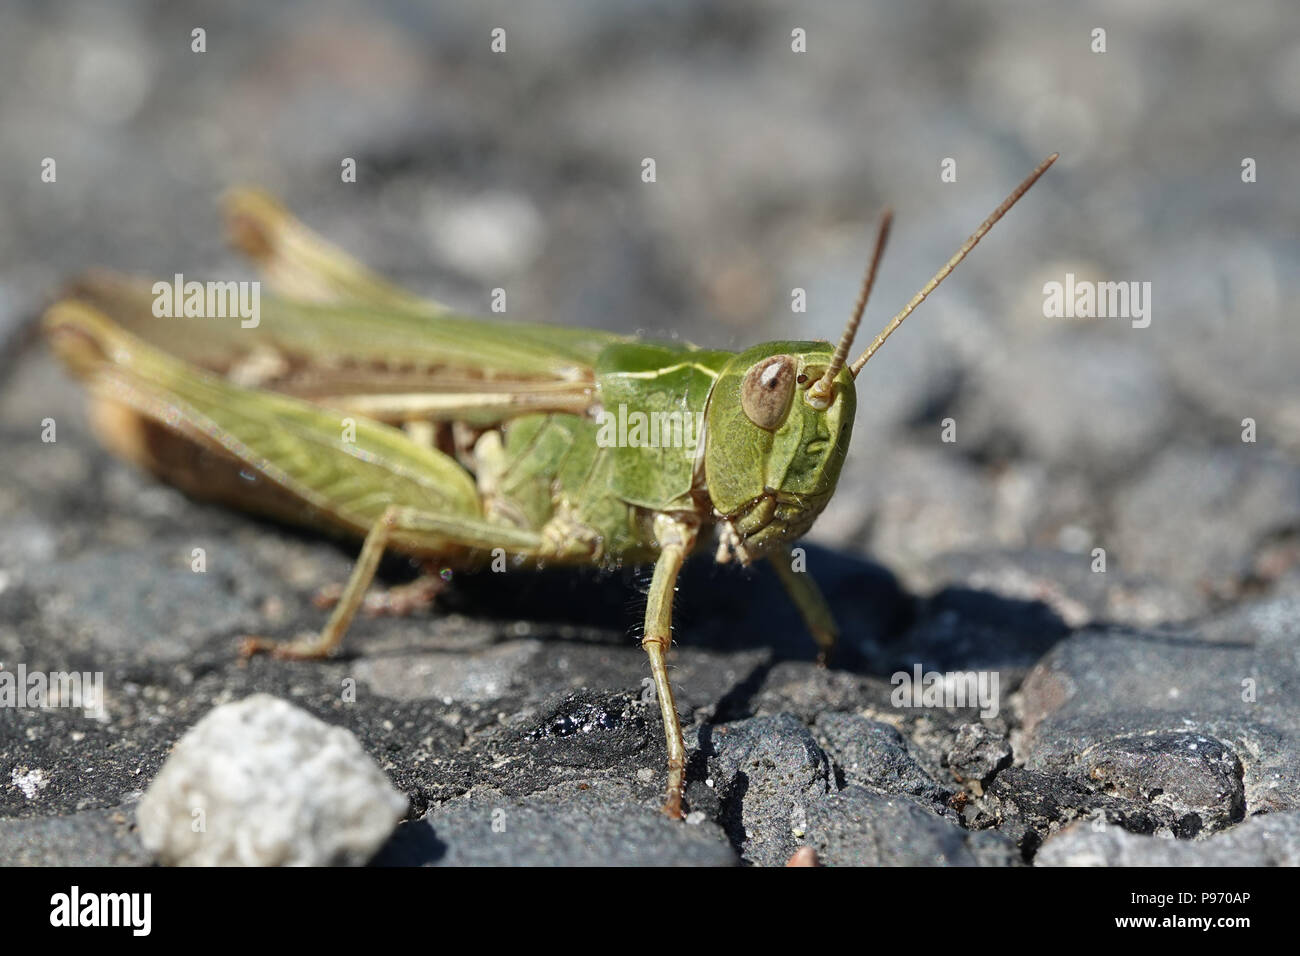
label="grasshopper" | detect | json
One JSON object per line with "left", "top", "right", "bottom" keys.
{"left": 44, "top": 154, "right": 1056, "bottom": 817}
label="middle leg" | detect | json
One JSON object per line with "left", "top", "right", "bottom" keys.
{"left": 768, "top": 551, "right": 839, "bottom": 665}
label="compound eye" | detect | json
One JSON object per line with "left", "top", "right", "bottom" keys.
{"left": 740, "top": 355, "right": 797, "bottom": 430}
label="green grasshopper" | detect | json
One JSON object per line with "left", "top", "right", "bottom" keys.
{"left": 44, "top": 154, "right": 1056, "bottom": 817}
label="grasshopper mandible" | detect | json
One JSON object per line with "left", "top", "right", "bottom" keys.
{"left": 44, "top": 154, "right": 1056, "bottom": 817}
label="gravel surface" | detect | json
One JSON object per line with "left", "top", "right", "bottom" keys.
{"left": 1, "top": 1, "right": 1297, "bottom": 866}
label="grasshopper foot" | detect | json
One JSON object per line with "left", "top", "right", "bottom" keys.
{"left": 238, "top": 633, "right": 336, "bottom": 661}
{"left": 661, "top": 789, "right": 684, "bottom": 820}
{"left": 660, "top": 757, "right": 686, "bottom": 820}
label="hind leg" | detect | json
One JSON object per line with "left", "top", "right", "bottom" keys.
{"left": 312, "top": 566, "right": 447, "bottom": 617}
{"left": 241, "top": 507, "right": 542, "bottom": 660}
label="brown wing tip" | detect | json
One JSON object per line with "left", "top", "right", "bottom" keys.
{"left": 60, "top": 268, "right": 148, "bottom": 303}
{"left": 221, "top": 187, "right": 288, "bottom": 262}
{"left": 42, "top": 301, "right": 117, "bottom": 376}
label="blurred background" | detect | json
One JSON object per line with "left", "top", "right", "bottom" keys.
{"left": 2, "top": 0, "right": 1298, "bottom": 625}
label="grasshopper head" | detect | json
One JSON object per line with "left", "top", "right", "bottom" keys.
{"left": 704, "top": 341, "right": 856, "bottom": 561}
{"left": 703, "top": 154, "right": 1058, "bottom": 563}
{"left": 702, "top": 205, "right": 889, "bottom": 563}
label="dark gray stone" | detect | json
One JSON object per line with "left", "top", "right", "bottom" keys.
{"left": 962, "top": 337, "right": 1177, "bottom": 480}
{"left": 879, "top": 584, "right": 1070, "bottom": 676}
{"left": 815, "top": 712, "right": 953, "bottom": 808}
{"left": 376, "top": 781, "right": 737, "bottom": 867}
{"left": 946, "top": 722, "right": 1013, "bottom": 786}
{"left": 1074, "top": 731, "right": 1244, "bottom": 834}
{"left": 750, "top": 663, "right": 896, "bottom": 724}
{"left": 0, "top": 805, "right": 150, "bottom": 866}
{"left": 21, "top": 545, "right": 270, "bottom": 662}
{"left": 482, "top": 689, "right": 667, "bottom": 804}
{"left": 919, "top": 550, "right": 1206, "bottom": 629}
{"left": 1021, "top": 714, "right": 1260, "bottom": 834}
{"left": 699, "top": 713, "right": 834, "bottom": 867}
{"left": 1110, "top": 446, "right": 1300, "bottom": 601}
{"left": 805, "top": 786, "right": 1020, "bottom": 867}
{"left": 1036, "top": 812, "right": 1300, "bottom": 867}
{"left": 1014, "top": 601, "right": 1300, "bottom": 846}
{"left": 978, "top": 766, "right": 1170, "bottom": 856}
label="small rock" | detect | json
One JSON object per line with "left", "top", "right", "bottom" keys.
{"left": 9, "top": 766, "right": 50, "bottom": 801}
{"left": 1036, "top": 812, "right": 1300, "bottom": 866}
{"left": 946, "top": 723, "right": 1013, "bottom": 786}
{"left": 136, "top": 694, "right": 408, "bottom": 866}
{"left": 981, "top": 767, "right": 1167, "bottom": 854}
{"left": 1017, "top": 616, "right": 1300, "bottom": 819}
{"left": 806, "top": 786, "right": 1019, "bottom": 866}
{"left": 703, "top": 713, "right": 833, "bottom": 867}
{"left": 785, "top": 845, "right": 820, "bottom": 867}
{"left": 1076, "top": 731, "right": 1245, "bottom": 835}
{"left": 815, "top": 712, "right": 952, "bottom": 807}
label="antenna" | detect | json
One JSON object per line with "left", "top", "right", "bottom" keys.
{"left": 805, "top": 208, "right": 893, "bottom": 409}
{"left": 849, "top": 152, "right": 1058, "bottom": 377}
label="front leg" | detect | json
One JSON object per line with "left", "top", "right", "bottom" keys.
{"left": 768, "top": 551, "right": 839, "bottom": 665}
{"left": 641, "top": 514, "right": 698, "bottom": 819}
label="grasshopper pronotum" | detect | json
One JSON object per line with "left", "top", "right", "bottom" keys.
{"left": 45, "top": 154, "right": 1056, "bottom": 817}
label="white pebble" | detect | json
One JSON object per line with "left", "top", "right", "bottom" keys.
{"left": 136, "top": 694, "right": 407, "bottom": 866}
